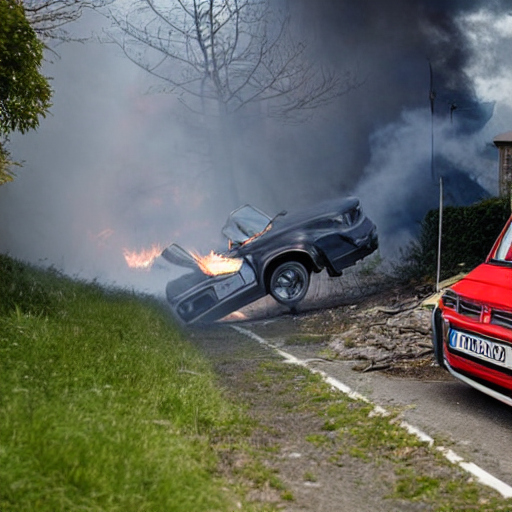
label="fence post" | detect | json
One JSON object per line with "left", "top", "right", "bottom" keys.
{"left": 436, "top": 177, "right": 443, "bottom": 292}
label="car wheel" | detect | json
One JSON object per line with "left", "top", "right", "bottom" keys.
{"left": 269, "top": 261, "right": 310, "bottom": 306}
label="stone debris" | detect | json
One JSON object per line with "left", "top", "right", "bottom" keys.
{"left": 328, "top": 298, "right": 434, "bottom": 372}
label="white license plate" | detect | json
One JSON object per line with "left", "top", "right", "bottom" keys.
{"left": 448, "top": 329, "right": 512, "bottom": 370}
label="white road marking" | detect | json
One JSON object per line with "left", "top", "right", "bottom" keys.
{"left": 232, "top": 325, "right": 512, "bottom": 499}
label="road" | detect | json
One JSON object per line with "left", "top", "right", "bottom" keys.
{"left": 225, "top": 269, "right": 512, "bottom": 492}
{"left": 236, "top": 316, "right": 512, "bottom": 493}
{"left": 187, "top": 267, "right": 512, "bottom": 505}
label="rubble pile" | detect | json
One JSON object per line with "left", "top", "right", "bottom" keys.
{"left": 328, "top": 300, "right": 434, "bottom": 373}
{"left": 292, "top": 283, "right": 446, "bottom": 377}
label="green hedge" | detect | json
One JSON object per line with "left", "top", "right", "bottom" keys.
{"left": 400, "top": 197, "right": 511, "bottom": 282}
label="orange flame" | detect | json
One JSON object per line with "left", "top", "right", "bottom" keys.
{"left": 222, "top": 311, "right": 248, "bottom": 321}
{"left": 192, "top": 250, "right": 242, "bottom": 276}
{"left": 123, "top": 244, "right": 163, "bottom": 270}
{"left": 228, "top": 223, "right": 272, "bottom": 250}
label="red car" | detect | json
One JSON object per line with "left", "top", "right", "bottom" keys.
{"left": 432, "top": 216, "right": 512, "bottom": 406}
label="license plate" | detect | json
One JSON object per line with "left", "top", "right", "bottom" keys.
{"left": 448, "top": 329, "right": 512, "bottom": 370}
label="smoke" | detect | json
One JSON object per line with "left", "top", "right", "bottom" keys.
{"left": 1, "top": 2, "right": 512, "bottom": 291}
{"left": 287, "top": 0, "right": 512, "bottom": 255}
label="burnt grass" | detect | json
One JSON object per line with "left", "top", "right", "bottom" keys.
{"left": 185, "top": 279, "right": 509, "bottom": 511}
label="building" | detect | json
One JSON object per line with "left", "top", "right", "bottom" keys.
{"left": 493, "top": 131, "right": 512, "bottom": 197}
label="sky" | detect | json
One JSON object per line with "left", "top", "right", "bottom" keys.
{"left": 1, "top": 1, "right": 512, "bottom": 293}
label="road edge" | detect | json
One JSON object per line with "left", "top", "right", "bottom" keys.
{"left": 232, "top": 325, "right": 512, "bottom": 499}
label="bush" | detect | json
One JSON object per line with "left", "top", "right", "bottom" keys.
{"left": 399, "top": 197, "right": 511, "bottom": 282}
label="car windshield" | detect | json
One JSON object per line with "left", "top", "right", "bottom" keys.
{"left": 492, "top": 219, "right": 512, "bottom": 262}
{"left": 222, "top": 204, "right": 272, "bottom": 245}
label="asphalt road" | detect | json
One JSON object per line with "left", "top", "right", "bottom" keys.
{"left": 187, "top": 266, "right": 512, "bottom": 496}
{"left": 231, "top": 318, "right": 512, "bottom": 494}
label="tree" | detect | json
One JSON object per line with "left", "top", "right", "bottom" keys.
{"left": 109, "top": 0, "right": 356, "bottom": 117}
{"left": 0, "top": 0, "right": 52, "bottom": 184}
{"left": 0, "top": 141, "right": 18, "bottom": 186}
{"left": 22, "top": 0, "right": 113, "bottom": 41}
{"left": 0, "top": 1, "right": 113, "bottom": 185}
{"left": 108, "top": 0, "right": 359, "bottom": 204}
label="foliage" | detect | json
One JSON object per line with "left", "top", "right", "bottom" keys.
{"left": 0, "top": 0, "right": 52, "bottom": 136}
{"left": 0, "top": 141, "right": 17, "bottom": 185}
{"left": 1, "top": 1, "right": 113, "bottom": 185}
{"left": 399, "top": 197, "right": 511, "bottom": 282}
{"left": 0, "top": 0, "right": 53, "bottom": 184}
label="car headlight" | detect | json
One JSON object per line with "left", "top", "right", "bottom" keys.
{"left": 441, "top": 289, "right": 458, "bottom": 310}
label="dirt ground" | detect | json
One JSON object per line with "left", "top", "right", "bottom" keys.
{"left": 186, "top": 278, "right": 504, "bottom": 511}
{"left": 190, "top": 323, "right": 435, "bottom": 512}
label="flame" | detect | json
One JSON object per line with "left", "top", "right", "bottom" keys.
{"left": 95, "top": 228, "right": 115, "bottom": 242}
{"left": 228, "top": 223, "right": 272, "bottom": 250}
{"left": 192, "top": 250, "right": 243, "bottom": 276}
{"left": 222, "top": 311, "right": 248, "bottom": 321}
{"left": 123, "top": 244, "right": 163, "bottom": 270}
{"left": 87, "top": 228, "right": 115, "bottom": 249}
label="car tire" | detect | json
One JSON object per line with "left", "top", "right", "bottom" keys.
{"left": 269, "top": 261, "right": 310, "bottom": 306}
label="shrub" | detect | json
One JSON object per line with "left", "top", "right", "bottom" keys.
{"left": 398, "top": 197, "right": 511, "bottom": 282}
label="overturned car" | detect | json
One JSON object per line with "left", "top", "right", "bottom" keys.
{"left": 162, "top": 196, "right": 378, "bottom": 324}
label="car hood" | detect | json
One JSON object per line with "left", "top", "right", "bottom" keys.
{"left": 270, "top": 197, "right": 360, "bottom": 230}
{"left": 223, "top": 197, "right": 362, "bottom": 248}
{"left": 229, "top": 197, "right": 365, "bottom": 252}
{"left": 161, "top": 244, "right": 199, "bottom": 270}
{"left": 451, "top": 263, "right": 512, "bottom": 307}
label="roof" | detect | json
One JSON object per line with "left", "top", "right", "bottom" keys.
{"left": 493, "top": 131, "right": 512, "bottom": 145}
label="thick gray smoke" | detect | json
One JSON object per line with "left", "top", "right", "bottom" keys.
{"left": 1, "top": 2, "right": 511, "bottom": 291}
{"left": 288, "top": 0, "right": 512, "bottom": 253}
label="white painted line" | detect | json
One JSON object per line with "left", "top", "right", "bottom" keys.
{"left": 232, "top": 325, "right": 512, "bottom": 499}
{"left": 400, "top": 421, "right": 434, "bottom": 445}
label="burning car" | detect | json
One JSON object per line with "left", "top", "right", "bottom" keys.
{"left": 431, "top": 216, "right": 512, "bottom": 407}
{"left": 162, "top": 196, "right": 378, "bottom": 324}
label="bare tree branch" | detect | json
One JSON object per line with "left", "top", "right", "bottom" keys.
{"left": 22, "top": 0, "right": 113, "bottom": 41}
{"left": 106, "top": 0, "right": 360, "bottom": 120}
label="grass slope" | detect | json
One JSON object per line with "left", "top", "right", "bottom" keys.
{"left": 0, "top": 256, "right": 243, "bottom": 511}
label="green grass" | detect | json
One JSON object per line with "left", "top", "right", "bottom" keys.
{"left": 0, "top": 256, "right": 245, "bottom": 511}
{"left": 283, "top": 334, "right": 329, "bottom": 346}
{"left": 4, "top": 254, "right": 512, "bottom": 511}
